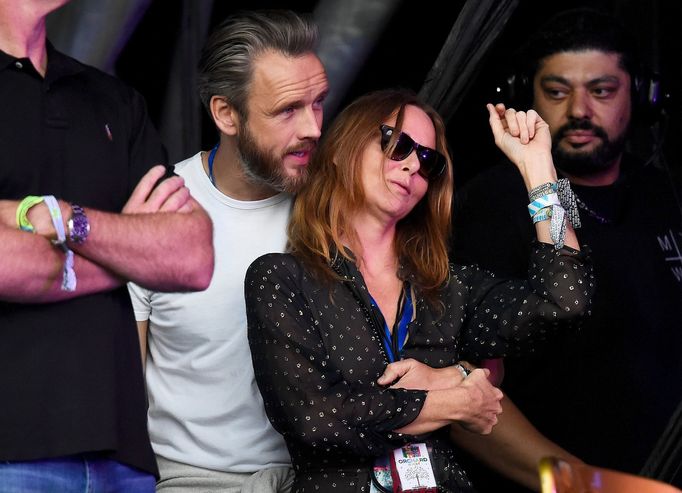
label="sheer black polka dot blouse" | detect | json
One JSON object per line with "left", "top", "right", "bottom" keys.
{"left": 245, "top": 241, "right": 594, "bottom": 492}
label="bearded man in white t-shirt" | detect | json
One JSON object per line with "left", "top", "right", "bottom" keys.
{"left": 128, "top": 10, "right": 329, "bottom": 492}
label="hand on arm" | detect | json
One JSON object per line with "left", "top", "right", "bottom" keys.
{"left": 0, "top": 205, "right": 122, "bottom": 303}
{"left": 487, "top": 103, "right": 579, "bottom": 250}
{"left": 5, "top": 166, "right": 214, "bottom": 295}
{"left": 378, "top": 358, "right": 467, "bottom": 390}
{"left": 73, "top": 165, "right": 214, "bottom": 291}
{"left": 378, "top": 359, "right": 503, "bottom": 436}
{"left": 122, "top": 164, "right": 193, "bottom": 214}
{"left": 450, "top": 393, "right": 583, "bottom": 491}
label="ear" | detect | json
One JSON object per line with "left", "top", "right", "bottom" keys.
{"left": 210, "top": 95, "right": 241, "bottom": 136}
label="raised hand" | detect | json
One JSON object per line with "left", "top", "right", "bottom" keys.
{"left": 487, "top": 103, "right": 558, "bottom": 192}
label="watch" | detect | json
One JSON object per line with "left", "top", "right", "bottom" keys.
{"left": 67, "top": 204, "right": 90, "bottom": 244}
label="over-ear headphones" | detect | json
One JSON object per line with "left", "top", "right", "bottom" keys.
{"left": 493, "top": 72, "right": 532, "bottom": 109}
{"left": 493, "top": 69, "right": 666, "bottom": 124}
{"left": 632, "top": 74, "right": 666, "bottom": 122}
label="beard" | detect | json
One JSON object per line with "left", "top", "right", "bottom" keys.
{"left": 551, "top": 119, "right": 627, "bottom": 177}
{"left": 237, "top": 121, "right": 313, "bottom": 194}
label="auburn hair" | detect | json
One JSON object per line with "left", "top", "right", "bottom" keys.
{"left": 288, "top": 88, "right": 454, "bottom": 302}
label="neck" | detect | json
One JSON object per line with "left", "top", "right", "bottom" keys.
{"left": 203, "top": 138, "right": 279, "bottom": 201}
{"left": 351, "top": 213, "right": 398, "bottom": 277}
{"left": 561, "top": 155, "right": 622, "bottom": 187}
{"left": 351, "top": 214, "right": 403, "bottom": 329}
{"left": 0, "top": 3, "right": 51, "bottom": 76}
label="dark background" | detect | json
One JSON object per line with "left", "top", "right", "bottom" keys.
{"left": 53, "top": 0, "right": 682, "bottom": 190}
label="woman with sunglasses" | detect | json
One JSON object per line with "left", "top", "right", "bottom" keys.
{"left": 245, "top": 89, "right": 593, "bottom": 492}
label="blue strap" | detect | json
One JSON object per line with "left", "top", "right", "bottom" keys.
{"left": 207, "top": 143, "right": 219, "bottom": 186}
{"left": 370, "top": 286, "right": 413, "bottom": 363}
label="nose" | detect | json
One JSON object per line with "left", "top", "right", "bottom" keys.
{"left": 567, "top": 89, "right": 593, "bottom": 120}
{"left": 297, "top": 106, "right": 323, "bottom": 140}
{"left": 400, "top": 151, "right": 421, "bottom": 176}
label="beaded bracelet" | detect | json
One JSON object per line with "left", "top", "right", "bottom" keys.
{"left": 43, "top": 195, "right": 77, "bottom": 292}
{"left": 550, "top": 205, "right": 567, "bottom": 249}
{"left": 528, "top": 182, "right": 557, "bottom": 202}
{"left": 556, "top": 178, "right": 581, "bottom": 229}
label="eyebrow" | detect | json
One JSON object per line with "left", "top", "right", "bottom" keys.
{"left": 540, "top": 75, "right": 623, "bottom": 86}
{"left": 269, "top": 89, "right": 329, "bottom": 116}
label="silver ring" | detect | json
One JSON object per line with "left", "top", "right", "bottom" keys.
{"left": 454, "top": 364, "right": 470, "bottom": 379}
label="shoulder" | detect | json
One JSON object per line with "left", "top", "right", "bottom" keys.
{"left": 246, "top": 253, "right": 302, "bottom": 282}
{"left": 631, "top": 161, "right": 676, "bottom": 190}
{"left": 620, "top": 156, "right": 681, "bottom": 206}
{"left": 49, "top": 47, "right": 148, "bottom": 110}
{"left": 173, "top": 152, "right": 203, "bottom": 177}
{"left": 447, "top": 262, "right": 490, "bottom": 285}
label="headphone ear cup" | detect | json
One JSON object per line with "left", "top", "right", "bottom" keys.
{"left": 632, "top": 74, "right": 665, "bottom": 122}
{"left": 496, "top": 73, "right": 533, "bottom": 109}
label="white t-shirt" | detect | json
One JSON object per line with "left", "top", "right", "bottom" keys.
{"left": 128, "top": 152, "right": 292, "bottom": 472}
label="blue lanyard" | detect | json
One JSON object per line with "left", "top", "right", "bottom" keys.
{"left": 207, "top": 143, "right": 219, "bottom": 186}
{"left": 370, "top": 286, "right": 413, "bottom": 363}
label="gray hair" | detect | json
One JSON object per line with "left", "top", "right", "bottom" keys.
{"left": 197, "top": 10, "right": 319, "bottom": 118}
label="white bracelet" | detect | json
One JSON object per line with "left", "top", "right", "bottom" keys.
{"left": 43, "top": 195, "right": 77, "bottom": 291}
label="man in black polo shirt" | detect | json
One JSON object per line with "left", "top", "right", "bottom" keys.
{"left": 0, "top": 1, "right": 214, "bottom": 491}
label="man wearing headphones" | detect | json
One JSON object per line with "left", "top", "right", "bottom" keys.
{"left": 451, "top": 8, "right": 682, "bottom": 491}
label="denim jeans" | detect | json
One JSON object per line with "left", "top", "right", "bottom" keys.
{"left": 0, "top": 455, "right": 155, "bottom": 493}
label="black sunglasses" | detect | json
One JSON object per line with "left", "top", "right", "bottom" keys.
{"left": 379, "top": 124, "right": 446, "bottom": 179}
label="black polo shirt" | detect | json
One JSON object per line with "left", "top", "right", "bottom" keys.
{"left": 0, "top": 43, "right": 166, "bottom": 476}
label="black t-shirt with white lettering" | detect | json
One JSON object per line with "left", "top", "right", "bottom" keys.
{"left": 451, "top": 156, "right": 682, "bottom": 489}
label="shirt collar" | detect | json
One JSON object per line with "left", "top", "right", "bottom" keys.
{"left": 0, "top": 41, "right": 85, "bottom": 80}
{"left": 0, "top": 45, "right": 19, "bottom": 71}
{"left": 44, "top": 41, "right": 86, "bottom": 82}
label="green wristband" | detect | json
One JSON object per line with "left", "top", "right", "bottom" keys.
{"left": 16, "top": 195, "right": 45, "bottom": 232}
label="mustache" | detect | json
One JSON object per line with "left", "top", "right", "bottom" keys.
{"left": 554, "top": 119, "right": 609, "bottom": 142}
{"left": 283, "top": 139, "right": 317, "bottom": 155}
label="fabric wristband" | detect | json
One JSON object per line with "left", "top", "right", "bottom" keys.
{"left": 529, "top": 179, "right": 581, "bottom": 229}
{"left": 528, "top": 179, "right": 581, "bottom": 249}
{"left": 43, "top": 195, "right": 77, "bottom": 291}
{"left": 532, "top": 206, "right": 553, "bottom": 224}
{"left": 528, "top": 193, "right": 560, "bottom": 217}
{"left": 16, "top": 195, "right": 45, "bottom": 232}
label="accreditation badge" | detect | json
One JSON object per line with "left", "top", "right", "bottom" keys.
{"left": 389, "top": 443, "right": 437, "bottom": 492}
